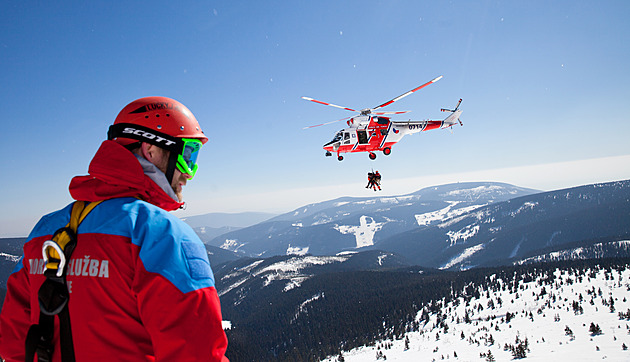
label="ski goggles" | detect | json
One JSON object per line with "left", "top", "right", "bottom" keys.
{"left": 176, "top": 138, "right": 203, "bottom": 178}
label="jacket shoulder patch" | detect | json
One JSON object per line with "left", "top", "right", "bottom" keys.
{"left": 181, "top": 241, "right": 213, "bottom": 280}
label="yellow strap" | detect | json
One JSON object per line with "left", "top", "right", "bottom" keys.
{"left": 69, "top": 200, "right": 102, "bottom": 232}
{"left": 44, "top": 201, "right": 103, "bottom": 271}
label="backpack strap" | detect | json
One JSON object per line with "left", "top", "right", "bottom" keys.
{"left": 25, "top": 201, "right": 102, "bottom": 362}
{"left": 41, "top": 201, "right": 101, "bottom": 278}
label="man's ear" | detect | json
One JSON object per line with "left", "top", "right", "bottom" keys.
{"left": 140, "top": 142, "right": 158, "bottom": 162}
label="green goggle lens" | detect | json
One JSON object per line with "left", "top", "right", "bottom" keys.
{"left": 176, "top": 138, "right": 203, "bottom": 178}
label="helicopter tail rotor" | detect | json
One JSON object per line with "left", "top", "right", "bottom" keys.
{"left": 441, "top": 98, "right": 463, "bottom": 126}
{"left": 439, "top": 98, "right": 463, "bottom": 128}
{"left": 440, "top": 98, "right": 462, "bottom": 113}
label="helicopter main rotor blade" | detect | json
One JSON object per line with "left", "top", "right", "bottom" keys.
{"left": 371, "top": 75, "right": 443, "bottom": 112}
{"left": 302, "top": 116, "right": 353, "bottom": 129}
{"left": 301, "top": 97, "right": 359, "bottom": 113}
{"left": 372, "top": 111, "right": 411, "bottom": 115}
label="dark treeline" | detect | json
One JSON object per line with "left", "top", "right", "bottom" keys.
{"left": 223, "top": 257, "right": 630, "bottom": 361}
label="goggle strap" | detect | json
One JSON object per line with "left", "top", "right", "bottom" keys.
{"left": 107, "top": 123, "right": 183, "bottom": 153}
{"left": 165, "top": 152, "right": 178, "bottom": 186}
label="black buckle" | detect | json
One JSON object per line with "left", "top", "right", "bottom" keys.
{"left": 38, "top": 278, "right": 70, "bottom": 316}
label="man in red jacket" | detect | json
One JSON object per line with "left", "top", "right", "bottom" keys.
{"left": 0, "top": 97, "right": 229, "bottom": 361}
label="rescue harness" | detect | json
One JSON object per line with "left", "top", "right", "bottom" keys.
{"left": 25, "top": 201, "right": 102, "bottom": 362}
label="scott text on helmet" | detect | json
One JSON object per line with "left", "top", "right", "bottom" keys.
{"left": 121, "top": 127, "right": 177, "bottom": 147}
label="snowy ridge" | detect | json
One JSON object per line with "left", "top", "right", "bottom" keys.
{"left": 220, "top": 239, "right": 246, "bottom": 252}
{"left": 440, "top": 244, "right": 485, "bottom": 270}
{"left": 219, "top": 255, "right": 350, "bottom": 296}
{"left": 354, "top": 195, "right": 418, "bottom": 206}
{"left": 292, "top": 292, "right": 324, "bottom": 324}
{"left": 509, "top": 201, "right": 538, "bottom": 217}
{"left": 446, "top": 225, "right": 481, "bottom": 246}
{"left": 257, "top": 256, "right": 348, "bottom": 290}
{"left": 437, "top": 206, "right": 491, "bottom": 229}
{"left": 440, "top": 185, "right": 519, "bottom": 201}
{"left": 515, "top": 240, "right": 630, "bottom": 265}
{"left": 415, "top": 201, "right": 459, "bottom": 226}
{"left": 218, "top": 259, "right": 265, "bottom": 297}
{"left": 287, "top": 244, "right": 309, "bottom": 256}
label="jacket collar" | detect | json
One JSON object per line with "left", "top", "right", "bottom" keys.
{"left": 69, "top": 140, "right": 184, "bottom": 211}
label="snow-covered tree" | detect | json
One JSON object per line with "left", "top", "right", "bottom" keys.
{"left": 589, "top": 322, "right": 602, "bottom": 336}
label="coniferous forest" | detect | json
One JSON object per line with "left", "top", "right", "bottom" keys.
{"left": 221, "top": 257, "right": 630, "bottom": 361}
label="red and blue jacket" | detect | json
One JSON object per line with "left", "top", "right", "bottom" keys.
{"left": 0, "top": 140, "right": 229, "bottom": 361}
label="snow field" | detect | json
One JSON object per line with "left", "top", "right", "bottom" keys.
{"left": 323, "top": 266, "right": 630, "bottom": 361}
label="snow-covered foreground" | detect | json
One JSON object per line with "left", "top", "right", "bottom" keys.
{"left": 323, "top": 266, "right": 630, "bottom": 361}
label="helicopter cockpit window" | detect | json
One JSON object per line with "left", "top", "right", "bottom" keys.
{"left": 357, "top": 130, "right": 368, "bottom": 144}
{"left": 344, "top": 132, "right": 350, "bottom": 140}
{"left": 376, "top": 117, "right": 389, "bottom": 125}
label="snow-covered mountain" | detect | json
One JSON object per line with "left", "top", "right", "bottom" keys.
{"left": 379, "top": 179, "right": 630, "bottom": 269}
{"left": 208, "top": 182, "right": 538, "bottom": 258}
{"left": 206, "top": 180, "right": 630, "bottom": 271}
{"left": 217, "top": 254, "right": 630, "bottom": 361}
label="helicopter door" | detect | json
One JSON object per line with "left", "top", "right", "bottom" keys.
{"left": 343, "top": 132, "right": 352, "bottom": 145}
{"left": 357, "top": 130, "right": 369, "bottom": 144}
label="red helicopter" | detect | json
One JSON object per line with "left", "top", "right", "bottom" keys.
{"left": 302, "top": 76, "right": 463, "bottom": 161}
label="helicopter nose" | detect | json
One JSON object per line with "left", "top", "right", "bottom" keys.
{"left": 323, "top": 142, "right": 340, "bottom": 151}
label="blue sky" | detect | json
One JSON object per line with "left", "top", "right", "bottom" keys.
{"left": 1, "top": 1, "right": 629, "bottom": 237}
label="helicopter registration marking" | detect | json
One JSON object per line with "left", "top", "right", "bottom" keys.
{"left": 408, "top": 124, "right": 426, "bottom": 131}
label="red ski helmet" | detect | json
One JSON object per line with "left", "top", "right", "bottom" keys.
{"left": 107, "top": 97, "right": 208, "bottom": 184}
{"left": 109, "top": 96, "right": 208, "bottom": 144}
